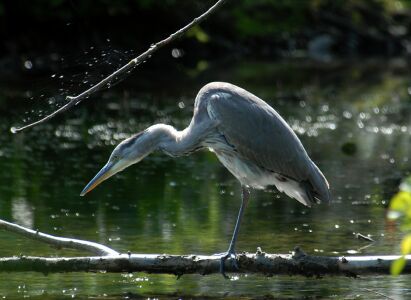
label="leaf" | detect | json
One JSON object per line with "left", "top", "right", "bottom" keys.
{"left": 389, "top": 191, "right": 411, "bottom": 219}
{"left": 401, "top": 235, "right": 411, "bottom": 255}
{"left": 391, "top": 256, "right": 406, "bottom": 276}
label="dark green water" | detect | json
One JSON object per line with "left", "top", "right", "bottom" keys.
{"left": 0, "top": 59, "right": 411, "bottom": 299}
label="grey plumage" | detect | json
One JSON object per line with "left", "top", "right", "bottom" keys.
{"left": 191, "top": 82, "right": 330, "bottom": 206}
{"left": 81, "top": 81, "right": 331, "bottom": 277}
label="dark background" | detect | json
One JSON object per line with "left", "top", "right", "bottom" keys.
{"left": 2, "top": 0, "right": 411, "bottom": 77}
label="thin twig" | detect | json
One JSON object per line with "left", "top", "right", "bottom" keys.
{"left": 0, "top": 219, "right": 119, "bottom": 256}
{"left": 12, "top": 0, "right": 228, "bottom": 133}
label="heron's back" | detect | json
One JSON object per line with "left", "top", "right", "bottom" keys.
{"left": 194, "top": 82, "right": 331, "bottom": 207}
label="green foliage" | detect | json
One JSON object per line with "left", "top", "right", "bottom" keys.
{"left": 389, "top": 176, "right": 411, "bottom": 275}
{"left": 232, "top": 0, "right": 309, "bottom": 37}
{"left": 391, "top": 255, "right": 406, "bottom": 275}
{"left": 390, "top": 235, "right": 411, "bottom": 275}
{"left": 187, "top": 25, "right": 210, "bottom": 43}
{"left": 5, "top": 0, "right": 411, "bottom": 39}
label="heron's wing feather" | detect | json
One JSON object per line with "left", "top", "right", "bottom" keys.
{"left": 207, "top": 85, "right": 330, "bottom": 203}
{"left": 208, "top": 90, "right": 309, "bottom": 180}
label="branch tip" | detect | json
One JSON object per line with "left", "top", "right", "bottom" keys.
{"left": 0, "top": 218, "right": 119, "bottom": 256}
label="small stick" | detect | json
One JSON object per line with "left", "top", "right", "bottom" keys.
{"left": 0, "top": 219, "right": 118, "bottom": 256}
{"left": 12, "top": 0, "right": 228, "bottom": 133}
{"left": 355, "top": 232, "right": 374, "bottom": 242}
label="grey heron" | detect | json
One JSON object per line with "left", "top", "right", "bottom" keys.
{"left": 80, "top": 82, "right": 331, "bottom": 277}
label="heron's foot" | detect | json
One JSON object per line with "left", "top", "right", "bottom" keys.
{"left": 213, "top": 250, "right": 238, "bottom": 279}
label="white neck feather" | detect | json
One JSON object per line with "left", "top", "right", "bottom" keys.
{"left": 146, "top": 124, "right": 200, "bottom": 156}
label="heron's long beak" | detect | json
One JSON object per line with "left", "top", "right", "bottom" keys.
{"left": 80, "top": 162, "right": 115, "bottom": 196}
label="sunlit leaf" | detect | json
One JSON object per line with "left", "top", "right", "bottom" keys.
{"left": 401, "top": 235, "right": 411, "bottom": 255}
{"left": 390, "top": 177, "right": 411, "bottom": 275}
{"left": 400, "top": 223, "right": 411, "bottom": 232}
{"left": 391, "top": 256, "right": 406, "bottom": 276}
{"left": 389, "top": 191, "right": 411, "bottom": 218}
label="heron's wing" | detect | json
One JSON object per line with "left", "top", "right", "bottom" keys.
{"left": 207, "top": 85, "right": 330, "bottom": 203}
{"left": 208, "top": 90, "right": 309, "bottom": 180}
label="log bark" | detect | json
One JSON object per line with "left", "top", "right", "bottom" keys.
{"left": 1, "top": 251, "right": 411, "bottom": 277}
{"left": 1, "top": 218, "right": 411, "bottom": 277}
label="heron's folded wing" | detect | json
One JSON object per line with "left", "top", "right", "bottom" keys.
{"left": 208, "top": 90, "right": 312, "bottom": 181}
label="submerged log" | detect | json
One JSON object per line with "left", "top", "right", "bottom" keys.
{"left": 1, "top": 218, "right": 410, "bottom": 276}
{"left": 1, "top": 250, "right": 411, "bottom": 276}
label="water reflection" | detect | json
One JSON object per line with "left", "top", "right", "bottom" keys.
{"left": 0, "top": 59, "right": 410, "bottom": 298}
{"left": 11, "top": 197, "right": 34, "bottom": 229}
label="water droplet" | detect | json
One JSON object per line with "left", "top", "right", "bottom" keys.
{"left": 171, "top": 48, "right": 184, "bottom": 58}
{"left": 343, "top": 111, "right": 352, "bottom": 119}
{"left": 321, "top": 104, "right": 329, "bottom": 112}
{"left": 24, "top": 60, "right": 33, "bottom": 69}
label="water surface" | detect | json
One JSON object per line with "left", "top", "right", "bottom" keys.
{"left": 0, "top": 59, "right": 410, "bottom": 299}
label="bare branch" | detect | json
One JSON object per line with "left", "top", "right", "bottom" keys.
{"left": 0, "top": 219, "right": 119, "bottom": 256}
{"left": 12, "top": 0, "right": 228, "bottom": 133}
{"left": 1, "top": 251, "right": 411, "bottom": 276}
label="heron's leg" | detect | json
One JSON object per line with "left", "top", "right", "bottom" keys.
{"left": 220, "top": 186, "right": 250, "bottom": 277}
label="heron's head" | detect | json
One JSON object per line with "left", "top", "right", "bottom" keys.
{"left": 80, "top": 131, "right": 152, "bottom": 196}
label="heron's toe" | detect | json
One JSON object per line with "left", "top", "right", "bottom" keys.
{"left": 218, "top": 251, "right": 238, "bottom": 279}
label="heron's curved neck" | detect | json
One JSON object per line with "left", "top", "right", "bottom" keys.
{"left": 148, "top": 124, "right": 202, "bottom": 156}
